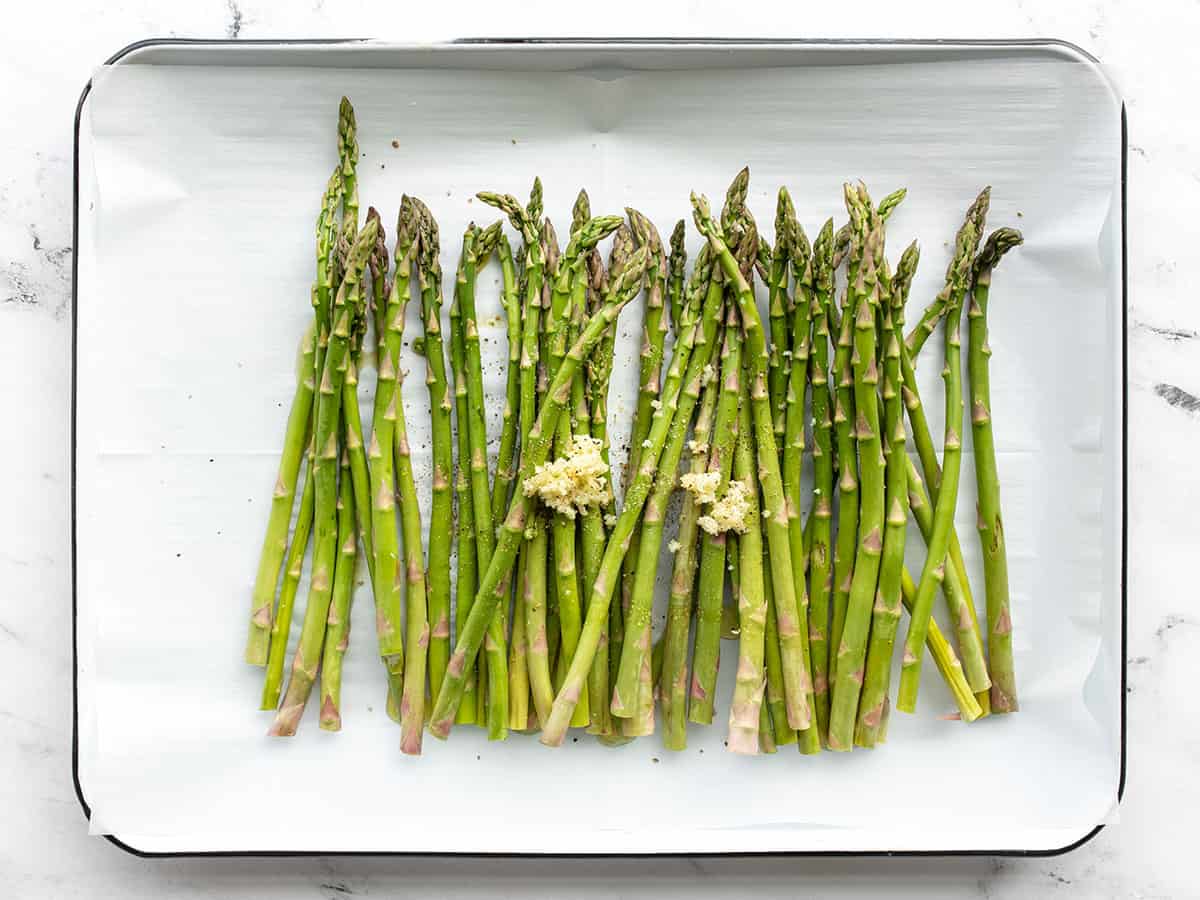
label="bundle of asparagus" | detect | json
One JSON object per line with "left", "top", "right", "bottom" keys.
{"left": 245, "top": 98, "right": 1025, "bottom": 755}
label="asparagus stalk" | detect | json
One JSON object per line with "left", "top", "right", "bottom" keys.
{"left": 897, "top": 203, "right": 980, "bottom": 713}
{"left": 458, "top": 219, "right": 511, "bottom": 740}
{"left": 970, "top": 226, "right": 1024, "bottom": 713}
{"left": 548, "top": 284, "right": 589, "bottom": 729}
{"left": 245, "top": 167, "right": 341, "bottom": 665}
{"left": 401, "top": 201, "right": 454, "bottom": 720}
{"left": 448, "top": 230, "right": 481, "bottom": 726}
{"left": 767, "top": 188, "right": 795, "bottom": 447}
{"left": 693, "top": 186, "right": 814, "bottom": 732}
{"left": 827, "top": 220, "right": 861, "bottom": 682}
{"left": 245, "top": 342, "right": 313, "bottom": 665}
{"left": 607, "top": 225, "right": 642, "bottom": 632}
{"left": 491, "top": 233, "right": 524, "bottom": 526}
{"left": 727, "top": 366, "right": 767, "bottom": 754}
{"left": 855, "top": 265, "right": 909, "bottom": 748}
{"left": 781, "top": 218, "right": 822, "bottom": 755}
{"left": 574, "top": 198, "right": 616, "bottom": 737}
{"left": 270, "top": 217, "right": 378, "bottom": 736}
{"left": 660, "top": 324, "right": 721, "bottom": 748}
{"left": 260, "top": 436, "right": 315, "bottom": 710}
{"left": 340, "top": 212, "right": 387, "bottom": 577}
{"left": 827, "top": 186, "right": 887, "bottom": 751}
{"left": 586, "top": 228, "right": 618, "bottom": 514}
{"left": 429, "top": 242, "right": 651, "bottom": 738}
{"left": 368, "top": 201, "right": 416, "bottom": 718}
{"left": 804, "top": 220, "right": 836, "bottom": 744}
{"left": 318, "top": 447, "right": 357, "bottom": 730}
{"left": 393, "top": 321, "right": 431, "bottom": 755}
{"left": 609, "top": 213, "right": 678, "bottom": 730}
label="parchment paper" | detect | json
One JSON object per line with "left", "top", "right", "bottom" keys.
{"left": 74, "top": 41, "right": 1123, "bottom": 854}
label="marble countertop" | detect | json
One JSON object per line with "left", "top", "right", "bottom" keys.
{"left": 2, "top": 1, "right": 1190, "bottom": 896}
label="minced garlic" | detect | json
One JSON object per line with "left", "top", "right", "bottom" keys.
{"left": 680, "top": 471, "right": 720, "bottom": 506}
{"left": 697, "top": 479, "right": 752, "bottom": 536}
{"left": 522, "top": 435, "right": 611, "bottom": 519}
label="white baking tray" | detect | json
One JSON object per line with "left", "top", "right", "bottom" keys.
{"left": 72, "top": 38, "right": 1125, "bottom": 857}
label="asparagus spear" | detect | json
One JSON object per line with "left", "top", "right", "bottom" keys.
{"left": 970, "top": 226, "right": 1024, "bottom": 713}
{"left": 693, "top": 186, "right": 814, "bottom": 732}
{"left": 448, "top": 231, "right": 481, "bottom": 726}
{"left": 501, "top": 233, "right": 531, "bottom": 732}
{"left": 457, "top": 219, "right": 511, "bottom": 739}
{"left": 767, "top": 188, "right": 795, "bottom": 448}
{"left": 660, "top": 320, "right": 722, "bottom": 748}
{"left": 897, "top": 203, "right": 980, "bottom": 713}
{"left": 804, "top": 219, "right": 837, "bottom": 744}
{"left": 260, "top": 436, "right": 315, "bottom": 710}
{"left": 270, "top": 217, "right": 378, "bottom": 736}
{"left": 855, "top": 263, "right": 909, "bottom": 748}
{"left": 366, "top": 199, "right": 415, "bottom": 721}
{"left": 318, "top": 447, "right": 357, "bottom": 730}
{"left": 571, "top": 198, "right": 615, "bottom": 737}
{"left": 826, "top": 219, "right": 861, "bottom": 685}
{"left": 490, "top": 232, "right": 524, "bottom": 526}
{"left": 827, "top": 186, "right": 887, "bottom": 751}
{"left": 781, "top": 218, "right": 821, "bottom": 755}
{"left": 586, "top": 225, "right": 618, "bottom": 513}
{"left": 393, "top": 317, "right": 431, "bottom": 754}
{"left": 340, "top": 212, "right": 386, "bottom": 578}
{"left": 244, "top": 167, "right": 340, "bottom": 665}
{"left": 429, "top": 243, "right": 651, "bottom": 738}
{"left": 401, "top": 202, "right": 454, "bottom": 719}
{"left": 727, "top": 363, "right": 767, "bottom": 754}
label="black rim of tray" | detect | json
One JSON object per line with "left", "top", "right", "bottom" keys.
{"left": 71, "top": 36, "right": 1129, "bottom": 860}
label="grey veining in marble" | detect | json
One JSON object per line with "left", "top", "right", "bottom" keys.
{"left": 1, "top": 0, "right": 1191, "bottom": 896}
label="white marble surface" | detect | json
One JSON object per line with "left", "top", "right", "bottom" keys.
{"left": 1, "top": 1, "right": 1190, "bottom": 896}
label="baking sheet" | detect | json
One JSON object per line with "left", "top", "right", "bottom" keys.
{"left": 73, "top": 41, "right": 1124, "bottom": 855}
